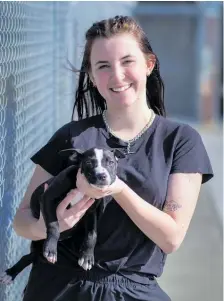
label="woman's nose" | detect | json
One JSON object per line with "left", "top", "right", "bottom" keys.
{"left": 111, "top": 66, "right": 125, "bottom": 82}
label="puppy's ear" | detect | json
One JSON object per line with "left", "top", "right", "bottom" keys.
{"left": 59, "top": 148, "right": 84, "bottom": 164}
{"left": 112, "top": 149, "right": 126, "bottom": 159}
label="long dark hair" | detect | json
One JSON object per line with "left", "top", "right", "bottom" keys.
{"left": 71, "top": 15, "right": 166, "bottom": 120}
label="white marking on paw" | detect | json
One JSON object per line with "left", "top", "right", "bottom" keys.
{"left": 83, "top": 262, "right": 89, "bottom": 271}
{"left": 87, "top": 263, "right": 92, "bottom": 270}
{"left": 78, "top": 257, "right": 93, "bottom": 271}
{"left": 0, "top": 272, "right": 13, "bottom": 285}
{"left": 78, "top": 258, "right": 84, "bottom": 267}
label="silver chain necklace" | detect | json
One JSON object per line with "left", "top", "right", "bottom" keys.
{"left": 102, "top": 109, "right": 155, "bottom": 154}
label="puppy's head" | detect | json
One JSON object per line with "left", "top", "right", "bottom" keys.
{"left": 59, "top": 148, "right": 125, "bottom": 188}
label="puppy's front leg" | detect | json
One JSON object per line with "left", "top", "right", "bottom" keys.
{"left": 40, "top": 194, "right": 60, "bottom": 264}
{"left": 39, "top": 165, "right": 77, "bottom": 263}
{"left": 78, "top": 202, "right": 99, "bottom": 271}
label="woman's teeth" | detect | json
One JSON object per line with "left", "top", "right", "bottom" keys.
{"left": 111, "top": 84, "right": 131, "bottom": 92}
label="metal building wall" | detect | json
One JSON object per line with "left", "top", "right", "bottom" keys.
{"left": 134, "top": 2, "right": 200, "bottom": 121}
{"left": 134, "top": 2, "right": 222, "bottom": 122}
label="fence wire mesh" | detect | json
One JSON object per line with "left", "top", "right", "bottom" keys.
{"left": 0, "top": 2, "right": 135, "bottom": 300}
{"left": 0, "top": 2, "right": 73, "bottom": 300}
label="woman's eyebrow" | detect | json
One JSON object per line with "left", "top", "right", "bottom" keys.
{"left": 95, "top": 54, "right": 135, "bottom": 66}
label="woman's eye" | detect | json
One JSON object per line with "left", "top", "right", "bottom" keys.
{"left": 108, "top": 160, "right": 114, "bottom": 166}
{"left": 123, "top": 60, "right": 134, "bottom": 65}
{"left": 98, "top": 65, "right": 109, "bottom": 69}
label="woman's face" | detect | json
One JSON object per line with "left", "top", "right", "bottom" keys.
{"left": 89, "top": 33, "right": 154, "bottom": 111}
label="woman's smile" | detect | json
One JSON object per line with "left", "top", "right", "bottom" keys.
{"left": 110, "top": 84, "right": 132, "bottom": 93}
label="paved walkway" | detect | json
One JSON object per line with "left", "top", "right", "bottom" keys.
{"left": 158, "top": 186, "right": 223, "bottom": 301}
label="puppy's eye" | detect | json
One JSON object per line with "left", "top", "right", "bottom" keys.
{"left": 85, "top": 161, "right": 92, "bottom": 166}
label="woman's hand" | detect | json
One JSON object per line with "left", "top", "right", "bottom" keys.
{"left": 37, "top": 184, "right": 95, "bottom": 234}
{"left": 76, "top": 169, "right": 125, "bottom": 199}
{"left": 56, "top": 188, "right": 95, "bottom": 232}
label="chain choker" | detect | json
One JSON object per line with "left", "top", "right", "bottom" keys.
{"left": 102, "top": 109, "right": 155, "bottom": 154}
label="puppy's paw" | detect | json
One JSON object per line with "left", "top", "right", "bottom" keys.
{"left": 43, "top": 239, "right": 58, "bottom": 264}
{"left": 0, "top": 272, "right": 13, "bottom": 285}
{"left": 78, "top": 253, "right": 94, "bottom": 271}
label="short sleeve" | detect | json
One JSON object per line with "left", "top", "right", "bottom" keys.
{"left": 170, "top": 125, "right": 214, "bottom": 184}
{"left": 30, "top": 123, "right": 71, "bottom": 176}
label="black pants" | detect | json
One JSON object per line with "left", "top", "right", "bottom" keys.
{"left": 23, "top": 263, "right": 171, "bottom": 301}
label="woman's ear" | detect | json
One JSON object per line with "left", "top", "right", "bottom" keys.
{"left": 146, "top": 54, "right": 156, "bottom": 76}
{"left": 89, "top": 72, "right": 96, "bottom": 86}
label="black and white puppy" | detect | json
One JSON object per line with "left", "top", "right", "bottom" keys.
{"left": 0, "top": 147, "right": 125, "bottom": 285}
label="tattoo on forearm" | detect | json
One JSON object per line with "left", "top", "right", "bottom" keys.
{"left": 164, "top": 200, "right": 182, "bottom": 212}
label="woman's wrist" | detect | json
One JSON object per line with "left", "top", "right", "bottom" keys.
{"left": 111, "top": 178, "right": 127, "bottom": 198}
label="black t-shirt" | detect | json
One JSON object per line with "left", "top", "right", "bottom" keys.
{"left": 30, "top": 113, "right": 213, "bottom": 283}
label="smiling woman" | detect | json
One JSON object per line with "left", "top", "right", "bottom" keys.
{"left": 90, "top": 35, "right": 152, "bottom": 112}
{"left": 12, "top": 15, "right": 214, "bottom": 301}
{"left": 74, "top": 15, "right": 165, "bottom": 119}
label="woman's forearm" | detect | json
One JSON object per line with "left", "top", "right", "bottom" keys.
{"left": 113, "top": 183, "right": 179, "bottom": 254}
{"left": 13, "top": 208, "right": 46, "bottom": 241}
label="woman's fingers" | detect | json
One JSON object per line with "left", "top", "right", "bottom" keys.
{"left": 57, "top": 188, "right": 93, "bottom": 218}
{"left": 60, "top": 198, "right": 93, "bottom": 230}
{"left": 57, "top": 189, "right": 81, "bottom": 214}
{"left": 44, "top": 183, "right": 49, "bottom": 192}
{"left": 64, "top": 198, "right": 95, "bottom": 219}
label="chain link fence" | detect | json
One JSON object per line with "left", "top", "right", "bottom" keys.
{"left": 0, "top": 2, "right": 73, "bottom": 300}
{"left": 0, "top": 2, "right": 136, "bottom": 300}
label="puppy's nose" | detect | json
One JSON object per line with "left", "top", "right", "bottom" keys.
{"left": 98, "top": 173, "right": 107, "bottom": 181}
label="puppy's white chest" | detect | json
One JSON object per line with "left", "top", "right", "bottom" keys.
{"left": 70, "top": 191, "right": 85, "bottom": 206}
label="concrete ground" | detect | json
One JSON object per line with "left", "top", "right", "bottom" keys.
{"left": 158, "top": 186, "right": 223, "bottom": 301}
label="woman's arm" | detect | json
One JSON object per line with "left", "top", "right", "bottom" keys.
{"left": 13, "top": 165, "right": 95, "bottom": 241}
{"left": 112, "top": 173, "right": 202, "bottom": 254}
{"left": 76, "top": 168, "right": 202, "bottom": 253}
{"left": 13, "top": 165, "right": 53, "bottom": 240}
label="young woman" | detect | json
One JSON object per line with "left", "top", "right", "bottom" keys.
{"left": 13, "top": 16, "right": 213, "bottom": 301}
